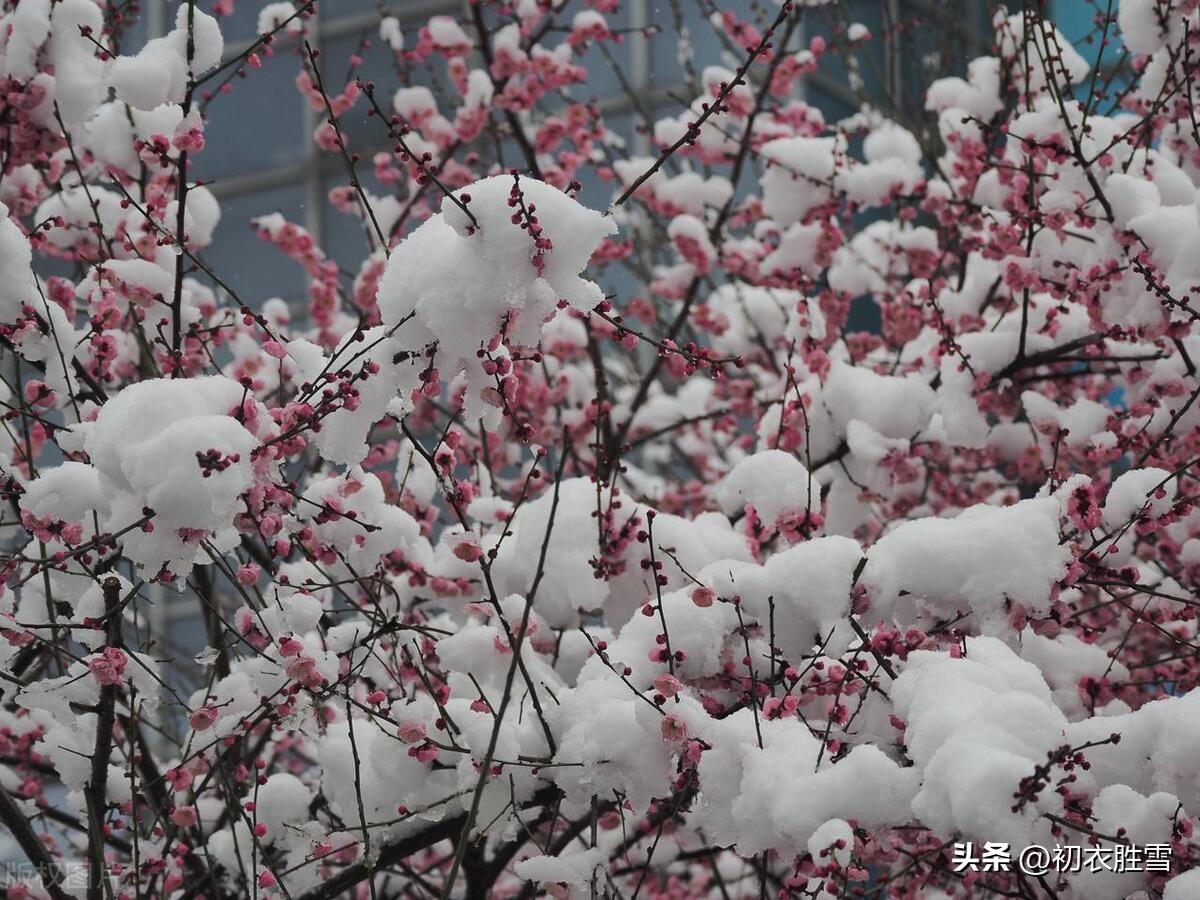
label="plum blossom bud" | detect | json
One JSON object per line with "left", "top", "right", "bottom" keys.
{"left": 652, "top": 673, "right": 683, "bottom": 698}
{"left": 236, "top": 563, "right": 261, "bottom": 585}
{"left": 190, "top": 705, "right": 219, "bottom": 731}
{"left": 661, "top": 715, "right": 687, "bottom": 742}
{"left": 397, "top": 721, "right": 427, "bottom": 743}
{"left": 453, "top": 540, "right": 483, "bottom": 562}
{"left": 23, "top": 380, "right": 55, "bottom": 411}
{"left": 170, "top": 806, "right": 198, "bottom": 827}
{"left": 691, "top": 586, "right": 716, "bottom": 608}
{"left": 88, "top": 647, "right": 128, "bottom": 686}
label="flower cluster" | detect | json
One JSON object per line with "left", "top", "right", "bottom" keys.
{"left": 1, "top": 2, "right": 1200, "bottom": 899}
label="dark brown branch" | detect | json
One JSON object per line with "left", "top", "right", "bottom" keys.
{"left": 84, "top": 576, "right": 123, "bottom": 900}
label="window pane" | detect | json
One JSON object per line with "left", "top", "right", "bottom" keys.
{"left": 194, "top": 50, "right": 307, "bottom": 182}
{"left": 203, "top": 185, "right": 310, "bottom": 308}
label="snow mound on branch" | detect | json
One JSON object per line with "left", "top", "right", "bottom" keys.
{"left": 310, "top": 717, "right": 456, "bottom": 861}
{"left": 22, "top": 458, "right": 103, "bottom": 513}
{"left": 0, "top": 0, "right": 54, "bottom": 83}
{"left": 761, "top": 136, "right": 842, "bottom": 225}
{"left": 691, "top": 709, "right": 916, "bottom": 857}
{"left": 1118, "top": 0, "right": 1179, "bottom": 56}
{"left": 257, "top": 2, "right": 302, "bottom": 36}
{"left": 836, "top": 121, "right": 924, "bottom": 207}
{"left": 1103, "top": 466, "right": 1174, "bottom": 527}
{"left": 109, "top": 5, "right": 224, "bottom": 110}
{"left": 1105, "top": 171, "right": 1161, "bottom": 229}
{"left": 703, "top": 284, "right": 826, "bottom": 356}
{"left": 588, "top": 583, "right": 738, "bottom": 685}
{"left": 689, "top": 539, "right": 863, "bottom": 661}
{"left": 1066, "top": 687, "right": 1200, "bottom": 811}
{"left": 610, "top": 159, "right": 734, "bottom": 216}
{"left": 490, "top": 479, "right": 751, "bottom": 629}
{"left": 997, "top": 13, "right": 1089, "bottom": 92}
{"left": 491, "top": 477, "right": 608, "bottom": 628}
{"left": 15, "top": 469, "right": 111, "bottom": 619}
{"left": 605, "top": 508, "right": 752, "bottom": 626}
{"left": 751, "top": 536, "right": 863, "bottom": 658}
{"left": 0, "top": 0, "right": 107, "bottom": 127}
{"left": 925, "top": 56, "right": 1003, "bottom": 120}
{"left": 1067, "top": 784, "right": 1180, "bottom": 899}
{"left": 893, "top": 637, "right": 1068, "bottom": 847}
{"left": 716, "top": 449, "right": 815, "bottom": 522}
{"left": 254, "top": 773, "right": 312, "bottom": 843}
{"left": 828, "top": 221, "right": 938, "bottom": 298}
{"left": 861, "top": 496, "right": 1070, "bottom": 632}
{"left": 1021, "top": 391, "right": 1111, "bottom": 449}
{"left": 284, "top": 328, "right": 421, "bottom": 467}
{"left": 1164, "top": 869, "right": 1200, "bottom": 900}
{"left": 296, "top": 468, "right": 424, "bottom": 574}
{"left": 823, "top": 360, "right": 936, "bottom": 440}
{"left": 377, "top": 175, "right": 616, "bottom": 425}
{"left": 82, "top": 376, "right": 260, "bottom": 575}
{"left": 1019, "top": 632, "right": 1130, "bottom": 721}
{"left": 550, "top": 674, "right": 691, "bottom": 810}
{"left": 0, "top": 202, "right": 36, "bottom": 323}
{"left": 515, "top": 848, "right": 607, "bottom": 888}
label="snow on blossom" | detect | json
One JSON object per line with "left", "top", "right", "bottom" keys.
{"left": 3, "top": 3, "right": 1200, "bottom": 898}
{"left": 1103, "top": 467, "right": 1176, "bottom": 528}
{"left": 378, "top": 175, "right": 616, "bottom": 425}
{"left": 514, "top": 847, "right": 607, "bottom": 890}
{"left": 761, "top": 136, "right": 842, "bottom": 224}
{"left": 691, "top": 707, "right": 916, "bottom": 857}
{"left": 78, "top": 376, "right": 261, "bottom": 575}
{"left": 257, "top": 2, "right": 302, "bottom": 36}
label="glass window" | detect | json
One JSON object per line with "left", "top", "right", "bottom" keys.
{"left": 186, "top": 2, "right": 1023, "bottom": 320}
{"left": 203, "top": 185, "right": 310, "bottom": 307}
{"left": 194, "top": 49, "right": 308, "bottom": 182}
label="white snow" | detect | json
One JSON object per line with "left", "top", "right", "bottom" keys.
{"left": 377, "top": 176, "right": 615, "bottom": 426}
{"left": 862, "top": 497, "right": 1071, "bottom": 631}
